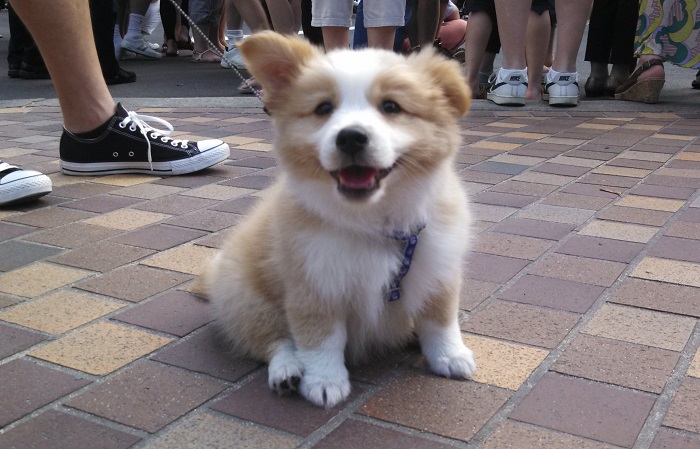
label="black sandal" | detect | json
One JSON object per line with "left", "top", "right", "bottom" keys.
{"left": 692, "top": 69, "right": 700, "bottom": 89}
{"left": 614, "top": 58, "right": 665, "bottom": 104}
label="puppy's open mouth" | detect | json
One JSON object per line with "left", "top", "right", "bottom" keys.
{"left": 330, "top": 165, "right": 393, "bottom": 200}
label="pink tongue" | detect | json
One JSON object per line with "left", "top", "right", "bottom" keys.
{"left": 338, "top": 166, "right": 378, "bottom": 189}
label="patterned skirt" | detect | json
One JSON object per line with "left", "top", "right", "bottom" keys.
{"left": 635, "top": 0, "right": 700, "bottom": 68}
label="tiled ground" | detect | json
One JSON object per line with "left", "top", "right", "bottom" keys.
{"left": 1, "top": 104, "right": 700, "bottom": 449}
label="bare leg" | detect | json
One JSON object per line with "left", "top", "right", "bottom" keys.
{"left": 264, "top": 0, "right": 299, "bottom": 34}
{"left": 367, "top": 26, "right": 396, "bottom": 50}
{"left": 550, "top": 0, "right": 593, "bottom": 73}
{"left": 462, "top": 11, "right": 492, "bottom": 94}
{"left": 230, "top": 0, "right": 270, "bottom": 32}
{"left": 11, "top": 0, "right": 115, "bottom": 133}
{"left": 525, "top": 10, "right": 550, "bottom": 99}
{"left": 322, "top": 26, "right": 349, "bottom": 50}
{"left": 405, "top": 0, "right": 440, "bottom": 48}
{"left": 494, "top": 0, "right": 529, "bottom": 69}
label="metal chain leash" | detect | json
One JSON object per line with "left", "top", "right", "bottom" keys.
{"left": 164, "top": 0, "right": 264, "bottom": 102}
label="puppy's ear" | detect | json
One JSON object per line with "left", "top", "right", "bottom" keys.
{"left": 238, "top": 31, "right": 317, "bottom": 94}
{"left": 415, "top": 52, "right": 472, "bottom": 117}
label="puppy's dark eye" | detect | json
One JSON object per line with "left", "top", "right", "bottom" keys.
{"left": 314, "top": 101, "right": 334, "bottom": 116}
{"left": 380, "top": 100, "right": 401, "bottom": 114}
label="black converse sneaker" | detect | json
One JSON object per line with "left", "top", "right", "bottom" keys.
{"left": 59, "top": 103, "right": 230, "bottom": 176}
{"left": 0, "top": 162, "right": 52, "bottom": 206}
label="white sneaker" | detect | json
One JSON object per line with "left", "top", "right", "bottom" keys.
{"left": 121, "top": 36, "right": 163, "bottom": 59}
{"left": 486, "top": 68, "right": 527, "bottom": 106}
{"left": 221, "top": 44, "right": 246, "bottom": 70}
{"left": 545, "top": 70, "right": 580, "bottom": 106}
{"left": 0, "top": 162, "right": 52, "bottom": 206}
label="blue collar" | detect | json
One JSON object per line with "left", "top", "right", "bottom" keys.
{"left": 385, "top": 224, "right": 426, "bottom": 301}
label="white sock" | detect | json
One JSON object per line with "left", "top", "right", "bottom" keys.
{"left": 125, "top": 13, "right": 145, "bottom": 41}
{"left": 142, "top": 1, "right": 161, "bottom": 36}
{"left": 226, "top": 29, "right": 244, "bottom": 45}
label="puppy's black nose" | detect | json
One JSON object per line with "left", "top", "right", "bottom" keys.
{"left": 336, "top": 127, "right": 369, "bottom": 155}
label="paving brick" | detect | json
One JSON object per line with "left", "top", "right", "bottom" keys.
{"left": 164, "top": 209, "right": 242, "bottom": 232}
{"left": 529, "top": 253, "right": 626, "bottom": 287}
{"left": 498, "top": 274, "right": 604, "bottom": 313}
{"left": 491, "top": 217, "right": 575, "bottom": 240}
{"left": 49, "top": 241, "right": 155, "bottom": 272}
{"left": 30, "top": 322, "right": 172, "bottom": 375}
{"left": 632, "top": 257, "right": 700, "bottom": 288}
{"left": 112, "top": 183, "right": 185, "bottom": 200}
{"left": 560, "top": 182, "right": 624, "bottom": 198}
{"left": 471, "top": 233, "right": 553, "bottom": 260}
{"left": 0, "top": 239, "right": 64, "bottom": 272}
{"left": 597, "top": 206, "right": 674, "bottom": 227}
{"left": 0, "top": 262, "right": 90, "bottom": 298}
{"left": 679, "top": 208, "right": 700, "bottom": 223}
{"left": 0, "top": 293, "right": 19, "bottom": 309}
{"left": 609, "top": 278, "right": 700, "bottom": 317}
{"left": 141, "top": 244, "right": 217, "bottom": 276}
{"left": 0, "top": 359, "right": 91, "bottom": 427}
{"left": 133, "top": 194, "right": 218, "bottom": 215}
{"left": 0, "top": 321, "right": 47, "bottom": 358}
{"left": 533, "top": 162, "right": 591, "bottom": 177}
{"left": 314, "top": 419, "right": 455, "bottom": 449}
{"left": 67, "top": 361, "right": 226, "bottom": 433}
{"left": 650, "top": 428, "right": 700, "bottom": 449}
{"left": 219, "top": 174, "right": 275, "bottom": 190}
{"left": 579, "top": 220, "right": 659, "bottom": 243}
{"left": 579, "top": 173, "right": 641, "bottom": 188}
{"left": 466, "top": 252, "right": 529, "bottom": 283}
{"left": 211, "top": 371, "right": 364, "bottom": 437}
{"left": 584, "top": 304, "right": 696, "bottom": 351}
{"left": 664, "top": 378, "right": 700, "bottom": 434}
{"left": 460, "top": 278, "right": 500, "bottom": 310}
{"left": 60, "top": 194, "right": 142, "bottom": 213}
{"left": 0, "top": 290, "right": 123, "bottom": 334}
{"left": 112, "top": 290, "right": 210, "bottom": 336}
{"left": 689, "top": 349, "right": 700, "bottom": 378}
{"left": 552, "top": 334, "right": 679, "bottom": 393}
{"left": 471, "top": 203, "right": 518, "bottom": 222}
{"left": 510, "top": 373, "right": 656, "bottom": 447}
{"left": 359, "top": 370, "right": 510, "bottom": 442}
{"left": 5, "top": 207, "right": 95, "bottom": 228}
{"left": 462, "top": 334, "right": 548, "bottom": 390}
{"left": 650, "top": 237, "right": 700, "bottom": 264}
{"left": 75, "top": 264, "right": 191, "bottom": 302}
{"left": 0, "top": 221, "right": 35, "bottom": 242}
{"left": 481, "top": 420, "right": 614, "bottom": 449}
{"left": 645, "top": 174, "right": 700, "bottom": 189}
{"left": 517, "top": 204, "right": 595, "bottom": 225}
{"left": 109, "top": 224, "right": 207, "bottom": 250}
{"left": 0, "top": 410, "right": 141, "bottom": 449}
{"left": 472, "top": 191, "right": 539, "bottom": 208}
{"left": 462, "top": 300, "right": 579, "bottom": 348}
{"left": 629, "top": 184, "right": 696, "bottom": 200}
{"left": 84, "top": 209, "right": 171, "bottom": 231}
{"left": 151, "top": 325, "right": 260, "bottom": 382}
{"left": 22, "top": 222, "right": 121, "bottom": 249}
{"left": 666, "top": 221, "right": 700, "bottom": 240}
{"left": 489, "top": 180, "right": 558, "bottom": 197}
{"left": 556, "top": 234, "right": 644, "bottom": 263}
{"left": 50, "top": 181, "right": 117, "bottom": 199}
{"left": 141, "top": 412, "right": 300, "bottom": 449}
{"left": 616, "top": 195, "right": 686, "bottom": 212}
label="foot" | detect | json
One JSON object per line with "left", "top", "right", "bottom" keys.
{"left": 635, "top": 56, "right": 665, "bottom": 81}
{"left": 268, "top": 342, "right": 305, "bottom": 396}
{"left": 59, "top": 103, "right": 230, "bottom": 176}
{"left": 121, "top": 36, "right": 163, "bottom": 59}
{"left": 104, "top": 68, "right": 136, "bottom": 85}
{"left": 221, "top": 44, "right": 246, "bottom": 70}
{"left": 0, "top": 162, "right": 52, "bottom": 207}
{"left": 486, "top": 68, "right": 528, "bottom": 106}
{"left": 418, "top": 321, "right": 476, "bottom": 379}
{"left": 192, "top": 49, "right": 221, "bottom": 63}
{"left": 545, "top": 69, "right": 580, "bottom": 106}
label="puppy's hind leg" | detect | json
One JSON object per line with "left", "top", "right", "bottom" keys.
{"left": 268, "top": 338, "right": 305, "bottom": 396}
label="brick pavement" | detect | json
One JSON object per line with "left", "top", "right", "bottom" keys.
{"left": 1, "top": 104, "right": 700, "bottom": 449}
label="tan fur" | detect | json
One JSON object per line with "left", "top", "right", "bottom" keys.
{"left": 203, "top": 33, "right": 475, "bottom": 404}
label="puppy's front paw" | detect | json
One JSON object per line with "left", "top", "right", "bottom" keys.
{"left": 300, "top": 371, "right": 351, "bottom": 408}
{"left": 427, "top": 345, "right": 477, "bottom": 379}
{"left": 268, "top": 350, "right": 304, "bottom": 396}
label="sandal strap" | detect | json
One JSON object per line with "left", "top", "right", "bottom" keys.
{"left": 616, "top": 58, "right": 664, "bottom": 95}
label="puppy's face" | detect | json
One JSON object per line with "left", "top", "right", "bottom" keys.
{"left": 239, "top": 32, "right": 471, "bottom": 203}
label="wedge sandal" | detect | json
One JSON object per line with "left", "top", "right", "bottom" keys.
{"left": 614, "top": 58, "right": 665, "bottom": 104}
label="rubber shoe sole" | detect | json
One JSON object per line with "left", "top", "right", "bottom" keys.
{"left": 0, "top": 172, "right": 52, "bottom": 206}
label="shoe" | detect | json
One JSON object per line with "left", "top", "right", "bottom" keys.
{"left": 192, "top": 49, "right": 221, "bottom": 63}
{"left": 237, "top": 77, "right": 262, "bottom": 95}
{"left": 486, "top": 68, "right": 527, "bottom": 106}
{"left": 59, "top": 103, "right": 230, "bottom": 176}
{"left": 604, "top": 76, "right": 624, "bottom": 97}
{"left": 692, "top": 69, "right": 700, "bottom": 89}
{"left": 121, "top": 36, "right": 163, "bottom": 59}
{"left": 18, "top": 62, "right": 51, "bottom": 80}
{"left": 104, "top": 68, "right": 137, "bottom": 85}
{"left": 0, "top": 162, "right": 52, "bottom": 206}
{"left": 545, "top": 70, "right": 579, "bottom": 106}
{"left": 615, "top": 58, "right": 665, "bottom": 104}
{"left": 221, "top": 44, "right": 246, "bottom": 70}
{"left": 8, "top": 62, "right": 20, "bottom": 78}
{"left": 584, "top": 77, "right": 605, "bottom": 97}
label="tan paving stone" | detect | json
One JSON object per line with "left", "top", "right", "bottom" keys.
{"left": 84, "top": 209, "right": 171, "bottom": 231}
{"left": 652, "top": 133, "right": 696, "bottom": 141}
{"left": 689, "top": 349, "right": 700, "bottom": 378}
{"left": 577, "top": 123, "right": 619, "bottom": 130}
{"left": 482, "top": 421, "right": 615, "bottom": 449}
{"left": 583, "top": 304, "right": 696, "bottom": 351}
{"left": 632, "top": 257, "right": 700, "bottom": 288}
{"left": 528, "top": 253, "right": 626, "bottom": 287}
{"left": 236, "top": 142, "right": 273, "bottom": 152}
{"left": 615, "top": 196, "right": 685, "bottom": 212}
{"left": 676, "top": 152, "right": 700, "bottom": 161}
{"left": 142, "top": 412, "right": 300, "bottom": 449}
{"left": 0, "top": 290, "right": 123, "bottom": 334}
{"left": 0, "top": 263, "right": 91, "bottom": 298}
{"left": 655, "top": 168, "right": 700, "bottom": 178}
{"left": 550, "top": 156, "right": 604, "bottom": 167}
{"left": 597, "top": 206, "right": 673, "bottom": 227}
{"left": 517, "top": 204, "right": 595, "bottom": 225}
{"left": 141, "top": 245, "right": 217, "bottom": 275}
{"left": 619, "top": 150, "right": 672, "bottom": 162}
{"left": 621, "top": 123, "right": 664, "bottom": 131}
{"left": 543, "top": 192, "right": 612, "bottom": 210}
{"left": 490, "top": 180, "right": 558, "bottom": 197}
{"left": 181, "top": 185, "right": 257, "bottom": 201}
{"left": 470, "top": 141, "right": 522, "bottom": 152}
{"left": 462, "top": 334, "right": 548, "bottom": 390}
{"left": 485, "top": 121, "right": 527, "bottom": 129}
{"left": 472, "top": 233, "right": 553, "bottom": 260}
{"left": 489, "top": 154, "right": 545, "bottom": 165}
{"left": 512, "top": 172, "right": 574, "bottom": 186}
{"left": 502, "top": 132, "right": 550, "bottom": 140}
{"left": 223, "top": 116, "right": 266, "bottom": 124}
{"left": 111, "top": 184, "right": 186, "bottom": 199}
{"left": 463, "top": 130, "right": 500, "bottom": 137}
{"left": 220, "top": 135, "right": 263, "bottom": 145}
{"left": 541, "top": 137, "right": 586, "bottom": 146}
{"left": 30, "top": 322, "right": 172, "bottom": 375}
{"left": 579, "top": 220, "right": 659, "bottom": 243}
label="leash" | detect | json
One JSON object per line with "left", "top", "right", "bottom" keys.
{"left": 164, "top": 0, "right": 264, "bottom": 101}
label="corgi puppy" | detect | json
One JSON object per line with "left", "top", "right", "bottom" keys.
{"left": 202, "top": 32, "right": 475, "bottom": 408}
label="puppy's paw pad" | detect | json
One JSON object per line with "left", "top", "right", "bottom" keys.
{"left": 300, "top": 376, "right": 351, "bottom": 408}
{"left": 268, "top": 356, "right": 304, "bottom": 396}
{"left": 430, "top": 347, "right": 476, "bottom": 379}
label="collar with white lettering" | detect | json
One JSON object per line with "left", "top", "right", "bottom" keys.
{"left": 385, "top": 224, "right": 426, "bottom": 301}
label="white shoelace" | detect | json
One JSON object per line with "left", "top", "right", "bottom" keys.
{"left": 118, "top": 111, "right": 190, "bottom": 171}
